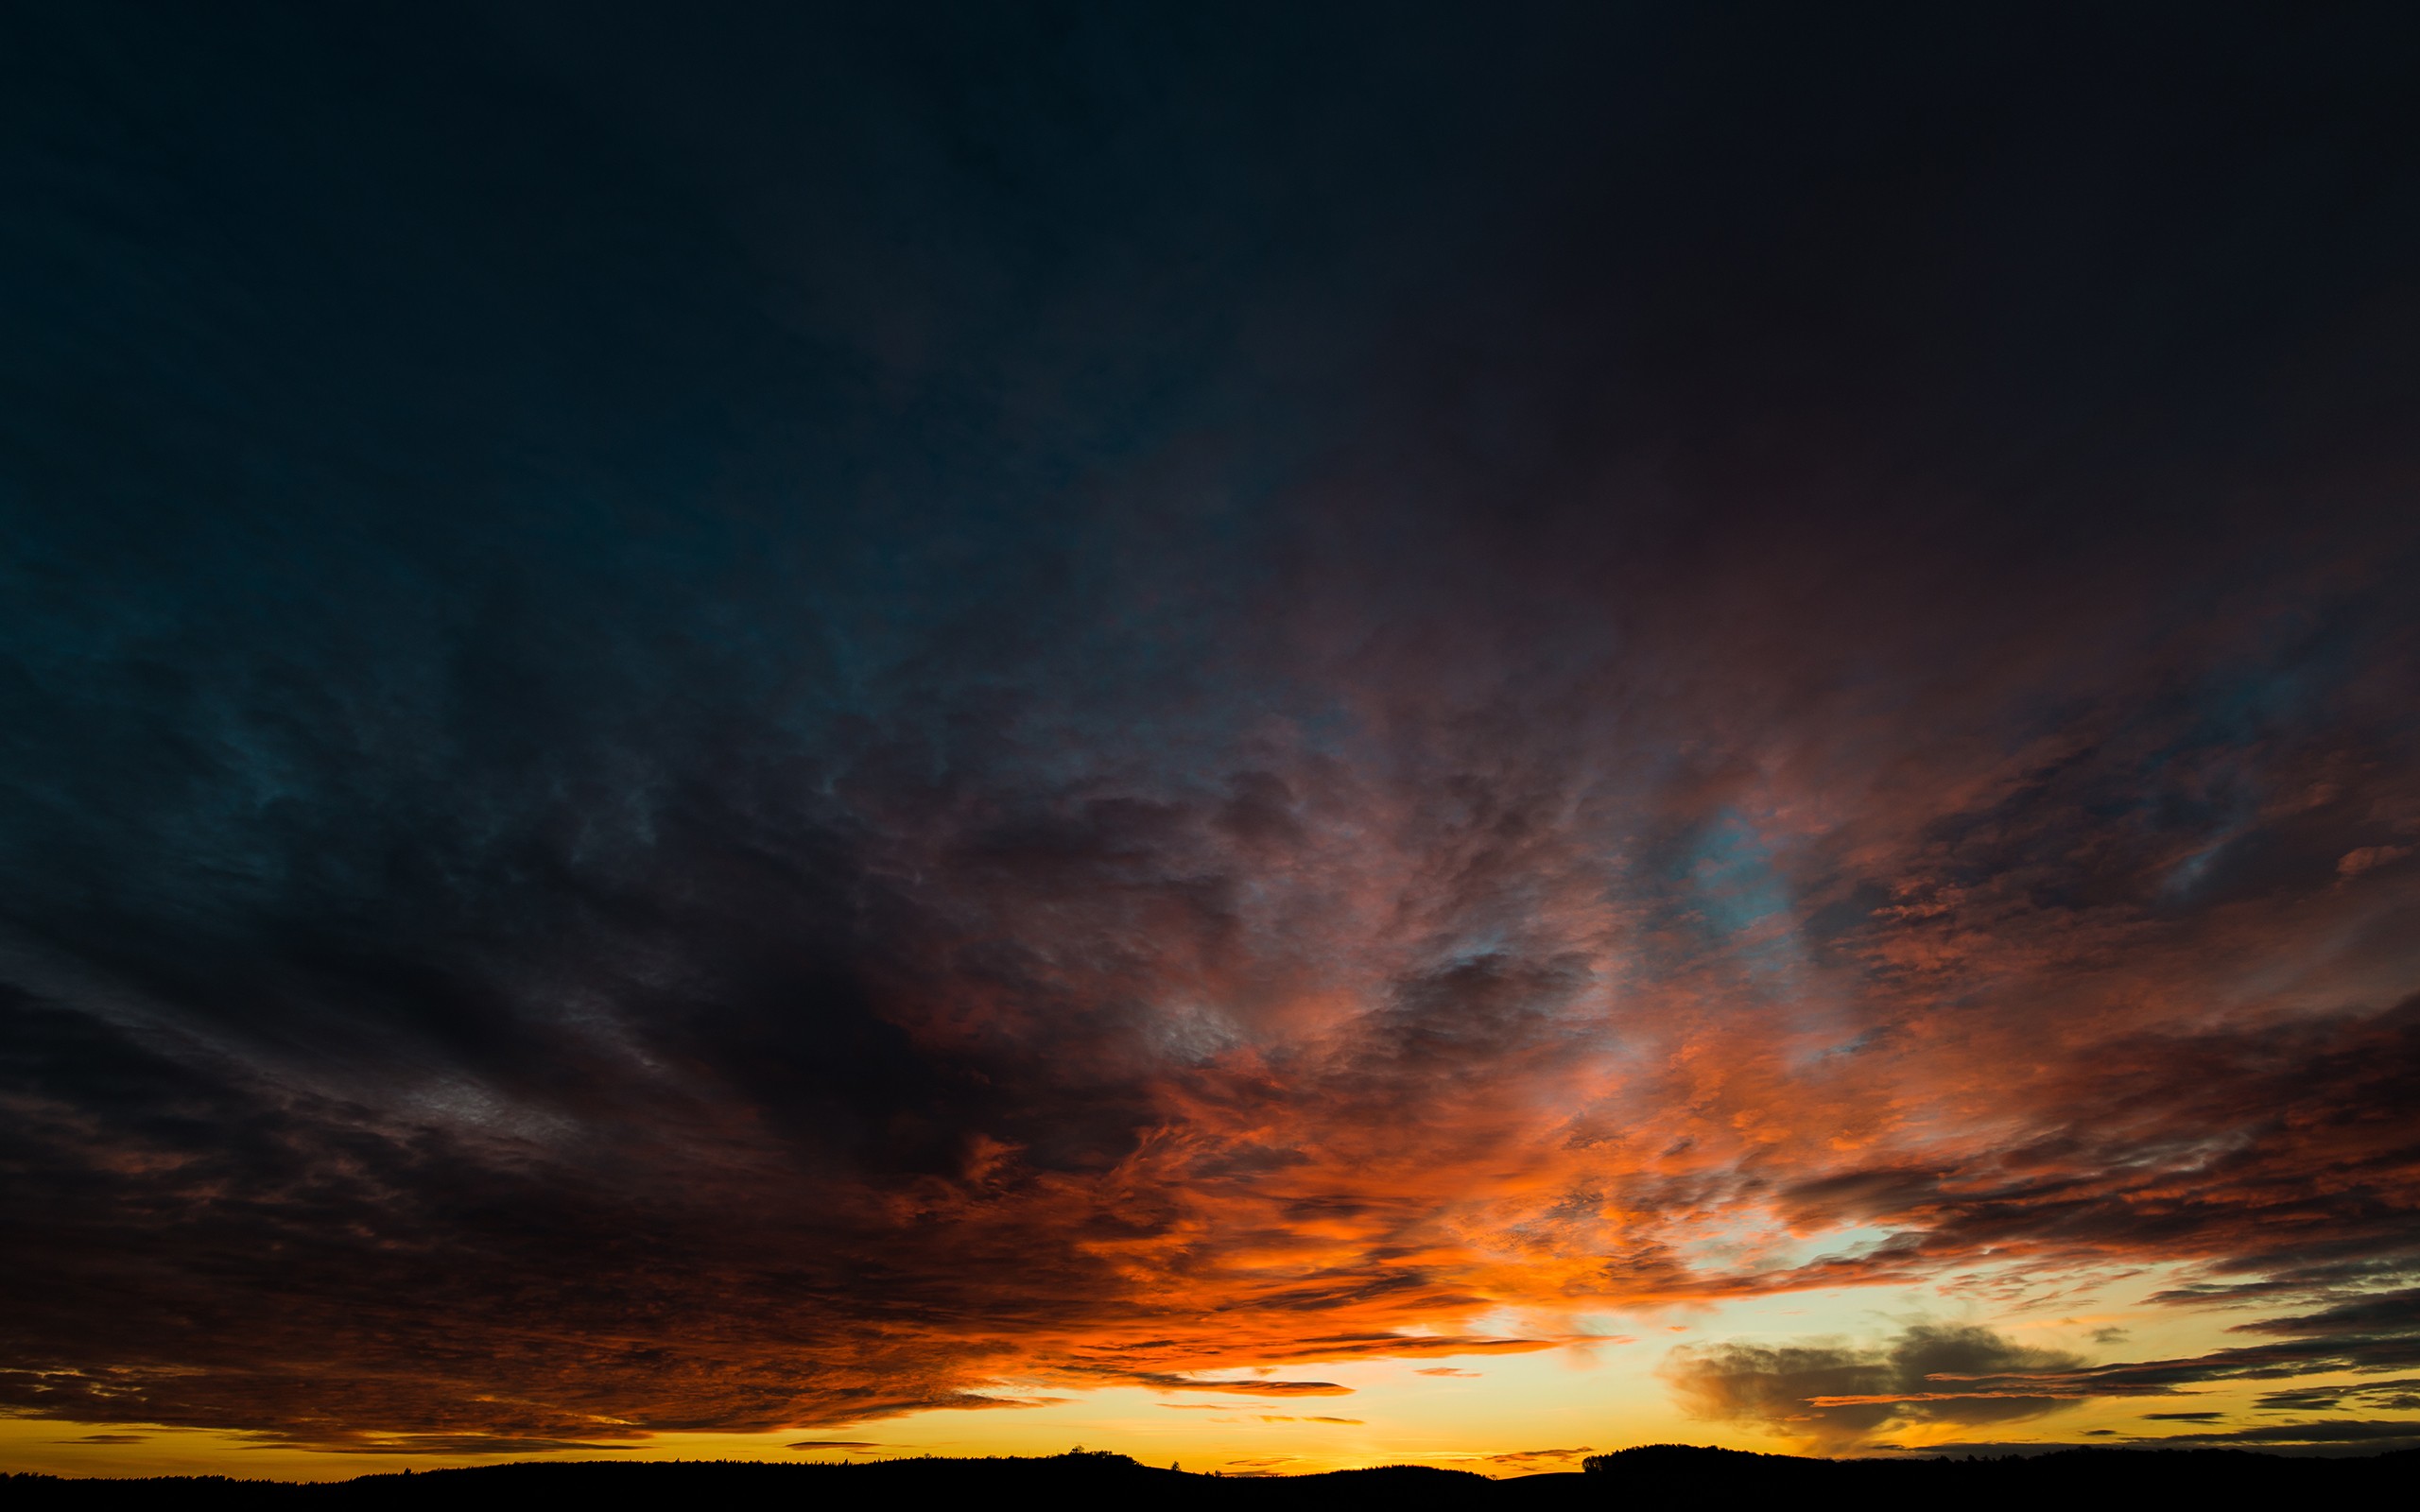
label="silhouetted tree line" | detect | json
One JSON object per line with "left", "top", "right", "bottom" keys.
{"left": 8, "top": 1443, "right": 2415, "bottom": 1509}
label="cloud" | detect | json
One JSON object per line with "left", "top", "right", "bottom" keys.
{"left": 250, "top": 1436, "right": 636, "bottom": 1456}
{"left": 1663, "top": 1324, "right": 2088, "bottom": 1449}
{"left": 1486, "top": 1447, "right": 1594, "bottom": 1468}
{"left": 2140, "top": 1420, "right": 2420, "bottom": 1450}
{"left": 1908, "top": 1421, "right": 2420, "bottom": 1456}
{"left": 2254, "top": 1378, "right": 2420, "bottom": 1413}
{"left": 1415, "top": 1368, "right": 1480, "bottom": 1378}
{"left": 1132, "top": 1377, "right": 1351, "bottom": 1397}
{"left": 1880, "top": 1287, "right": 2420, "bottom": 1407}
{"left": 2339, "top": 845, "right": 2411, "bottom": 879}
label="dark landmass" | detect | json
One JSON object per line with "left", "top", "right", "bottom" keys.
{"left": 9, "top": 1444, "right": 2418, "bottom": 1508}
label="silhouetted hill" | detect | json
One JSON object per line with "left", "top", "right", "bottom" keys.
{"left": 9, "top": 1444, "right": 2416, "bottom": 1509}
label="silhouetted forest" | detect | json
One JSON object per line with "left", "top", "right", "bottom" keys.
{"left": 9, "top": 1444, "right": 2417, "bottom": 1508}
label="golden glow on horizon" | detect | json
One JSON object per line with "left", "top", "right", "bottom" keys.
{"left": 0, "top": 1272, "right": 2343, "bottom": 1479}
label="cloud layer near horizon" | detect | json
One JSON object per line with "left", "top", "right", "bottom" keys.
{"left": 5, "top": 0, "right": 2420, "bottom": 1454}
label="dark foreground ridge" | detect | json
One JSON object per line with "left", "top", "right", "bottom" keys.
{"left": 10, "top": 1445, "right": 2420, "bottom": 1508}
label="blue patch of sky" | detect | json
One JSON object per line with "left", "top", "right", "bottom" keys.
{"left": 1679, "top": 810, "right": 1795, "bottom": 946}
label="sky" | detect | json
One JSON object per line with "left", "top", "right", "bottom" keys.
{"left": 5, "top": 0, "right": 2420, "bottom": 1481}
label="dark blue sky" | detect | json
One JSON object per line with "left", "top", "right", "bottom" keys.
{"left": 6, "top": 0, "right": 2420, "bottom": 1466}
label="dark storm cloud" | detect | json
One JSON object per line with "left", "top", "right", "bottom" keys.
{"left": 6, "top": 0, "right": 2420, "bottom": 1454}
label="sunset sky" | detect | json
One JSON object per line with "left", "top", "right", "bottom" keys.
{"left": 7, "top": 0, "right": 2420, "bottom": 1481}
